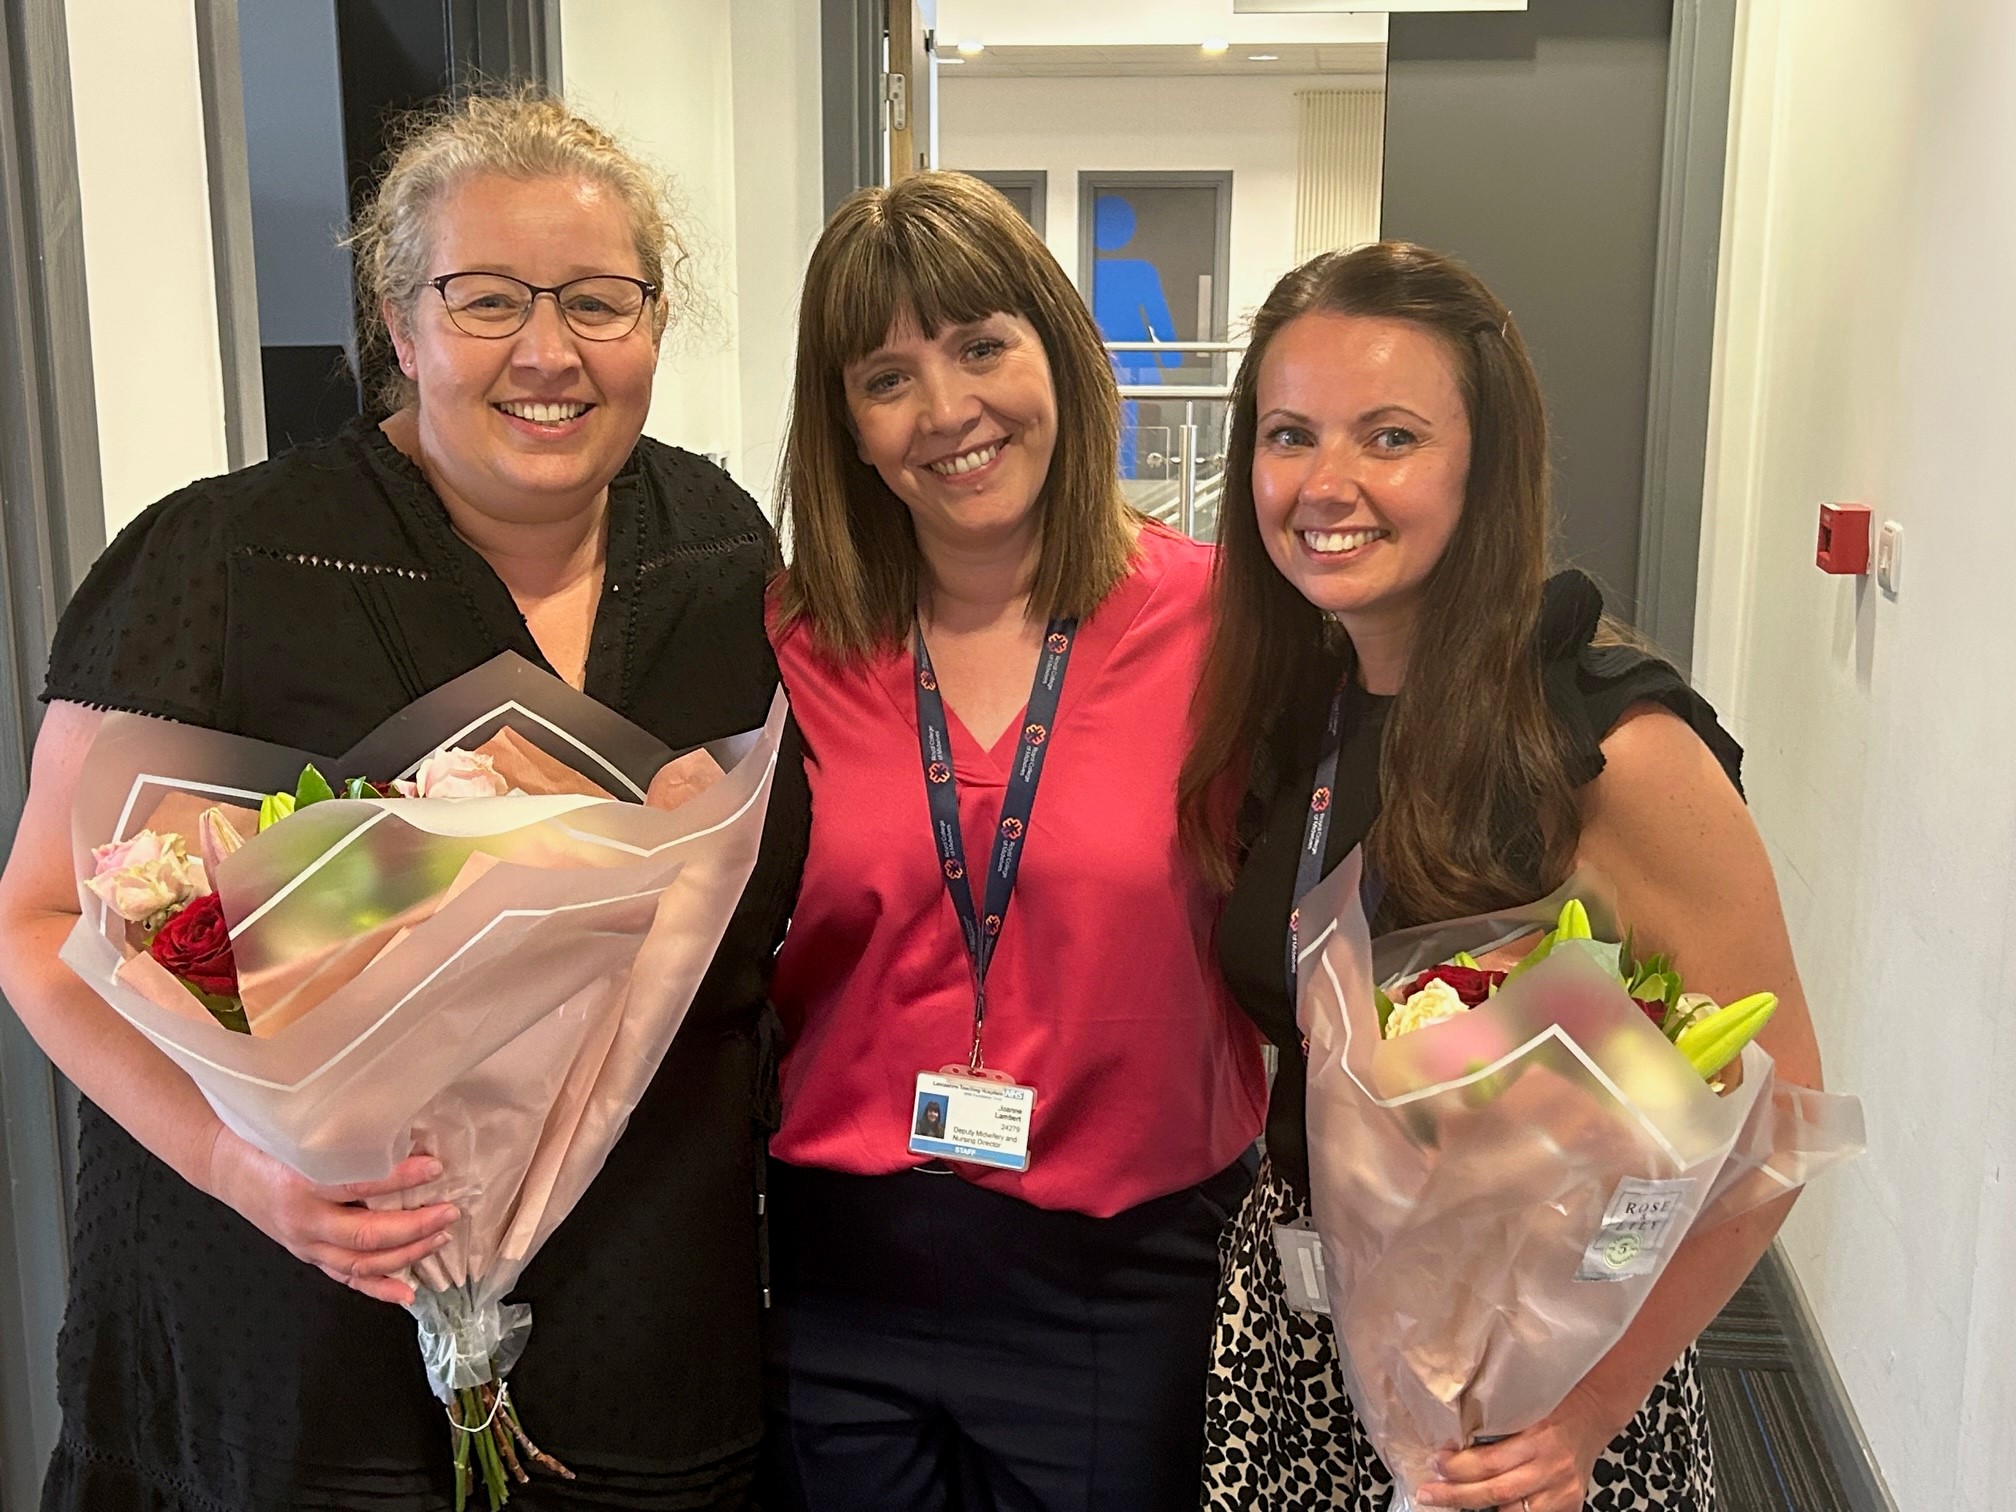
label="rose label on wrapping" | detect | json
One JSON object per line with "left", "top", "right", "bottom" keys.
{"left": 1273, "top": 1221, "right": 1333, "bottom": 1315}
{"left": 1576, "top": 1176, "right": 1698, "bottom": 1282}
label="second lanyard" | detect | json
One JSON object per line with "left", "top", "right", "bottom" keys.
{"left": 913, "top": 616, "right": 1077, "bottom": 1069}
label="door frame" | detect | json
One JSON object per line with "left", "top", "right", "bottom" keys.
{"left": 963, "top": 168, "right": 1047, "bottom": 238}
{"left": 1636, "top": 0, "right": 1739, "bottom": 670}
{"left": 0, "top": 0, "right": 105, "bottom": 1503}
{"left": 1076, "top": 169, "right": 1234, "bottom": 339}
{"left": 820, "top": 0, "right": 881, "bottom": 212}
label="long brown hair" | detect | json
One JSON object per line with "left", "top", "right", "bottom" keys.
{"left": 1178, "top": 242, "right": 1578, "bottom": 922}
{"left": 773, "top": 172, "right": 1135, "bottom": 658}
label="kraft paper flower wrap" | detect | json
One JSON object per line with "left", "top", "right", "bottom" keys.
{"left": 1295, "top": 847, "right": 1865, "bottom": 1510}
{"left": 60, "top": 653, "right": 786, "bottom": 1508}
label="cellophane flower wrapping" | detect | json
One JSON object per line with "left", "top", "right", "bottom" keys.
{"left": 1296, "top": 847, "right": 1864, "bottom": 1510}
{"left": 61, "top": 653, "right": 786, "bottom": 1409}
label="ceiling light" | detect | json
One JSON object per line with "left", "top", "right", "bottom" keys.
{"left": 1201, "top": 39, "right": 1229, "bottom": 55}
{"left": 1247, "top": 53, "right": 1280, "bottom": 62}
{"left": 957, "top": 40, "right": 985, "bottom": 56}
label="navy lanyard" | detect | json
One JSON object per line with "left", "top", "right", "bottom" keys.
{"left": 1286, "top": 683, "right": 1387, "bottom": 996}
{"left": 914, "top": 616, "right": 1076, "bottom": 1070}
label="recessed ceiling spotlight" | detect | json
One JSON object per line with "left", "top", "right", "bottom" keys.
{"left": 1201, "top": 39, "right": 1229, "bottom": 55}
{"left": 957, "top": 40, "right": 985, "bottom": 56}
{"left": 1247, "top": 53, "right": 1280, "bottom": 62}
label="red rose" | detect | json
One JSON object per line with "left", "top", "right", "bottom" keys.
{"left": 1635, "top": 997, "right": 1667, "bottom": 1026}
{"left": 1403, "top": 964, "right": 1507, "bottom": 1007}
{"left": 151, "top": 892, "right": 240, "bottom": 998}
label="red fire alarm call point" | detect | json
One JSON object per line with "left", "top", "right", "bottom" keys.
{"left": 1816, "top": 503, "right": 1871, "bottom": 575}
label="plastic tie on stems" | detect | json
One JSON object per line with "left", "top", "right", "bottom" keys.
{"left": 413, "top": 1284, "right": 531, "bottom": 1401}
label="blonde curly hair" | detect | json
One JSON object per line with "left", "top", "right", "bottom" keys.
{"left": 347, "top": 87, "right": 697, "bottom": 413}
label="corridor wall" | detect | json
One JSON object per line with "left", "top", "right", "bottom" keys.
{"left": 560, "top": 0, "right": 825, "bottom": 510}
{"left": 1696, "top": 1, "right": 2016, "bottom": 1503}
{"left": 64, "top": 0, "right": 229, "bottom": 534}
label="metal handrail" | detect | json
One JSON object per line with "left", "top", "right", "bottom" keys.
{"left": 1104, "top": 340, "right": 1248, "bottom": 352}
{"left": 1115, "top": 384, "right": 1233, "bottom": 400}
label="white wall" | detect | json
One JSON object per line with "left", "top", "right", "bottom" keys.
{"left": 1697, "top": 1, "right": 2016, "bottom": 1504}
{"left": 941, "top": 74, "right": 1381, "bottom": 330}
{"left": 727, "top": 0, "right": 826, "bottom": 507}
{"left": 562, "top": 2, "right": 743, "bottom": 470}
{"left": 561, "top": 0, "right": 825, "bottom": 510}
{"left": 65, "top": 0, "right": 230, "bottom": 533}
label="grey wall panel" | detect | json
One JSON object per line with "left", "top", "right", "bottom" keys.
{"left": 237, "top": 0, "right": 353, "bottom": 349}
{"left": 1, "top": 0, "right": 103, "bottom": 1497}
{"left": 1382, "top": 0, "right": 1672, "bottom": 625}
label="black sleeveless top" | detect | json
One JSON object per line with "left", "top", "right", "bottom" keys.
{"left": 1217, "top": 572, "right": 1743, "bottom": 1199}
{"left": 39, "top": 419, "right": 810, "bottom": 1511}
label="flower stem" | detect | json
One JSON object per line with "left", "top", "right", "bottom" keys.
{"left": 486, "top": 1386, "right": 529, "bottom": 1485}
{"left": 504, "top": 1395, "right": 577, "bottom": 1480}
{"left": 449, "top": 1391, "right": 473, "bottom": 1512}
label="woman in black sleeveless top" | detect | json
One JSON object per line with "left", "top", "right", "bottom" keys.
{"left": 1180, "top": 244, "right": 1826, "bottom": 1512}
{"left": 0, "top": 93, "right": 807, "bottom": 1510}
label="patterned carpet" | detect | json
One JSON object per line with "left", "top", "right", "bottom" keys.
{"left": 1695, "top": 1253, "right": 1858, "bottom": 1511}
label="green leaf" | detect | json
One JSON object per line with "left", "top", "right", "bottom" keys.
{"left": 294, "top": 764, "right": 336, "bottom": 808}
{"left": 182, "top": 983, "right": 250, "bottom": 1034}
{"left": 1501, "top": 927, "right": 1558, "bottom": 987}
{"left": 344, "top": 776, "right": 376, "bottom": 800}
{"left": 257, "top": 791, "right": 296, "bottom": 831}
{"left": 1450, "top": 950, "right": 1481, "bottom": 969}
{"left": 1374, "top": 985, "right": 1396, "bottom": 1034}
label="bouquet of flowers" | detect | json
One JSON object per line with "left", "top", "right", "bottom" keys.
{"left": 1295, "top": 847, "right": 1864, "bottom": 1511}
{"left": 61, "top": 653, "right": 786, "bottom": 1509}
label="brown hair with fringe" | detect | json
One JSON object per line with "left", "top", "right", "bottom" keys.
{"left": 773, "top": 172, "right": 1135, "bottom": 658}
{"left": 347, "top": 86, "right": 698, "bottom": 415}
{"left": 1177, "top": 242, "right": 1580, "bottom": 922}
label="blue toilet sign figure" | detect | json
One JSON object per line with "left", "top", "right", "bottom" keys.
{"left": 1091, "top": 196, "right": 1180, "bottom": 478}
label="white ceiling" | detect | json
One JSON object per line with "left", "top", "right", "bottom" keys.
{"left": 933, "top": 0, "right": 1387, "bottom": 49}
{"left": 1233, "top": 1, "right": 1524, "bottom": 10}
{"left": 940, "top": 41, "right": 1385, "bottom": 79}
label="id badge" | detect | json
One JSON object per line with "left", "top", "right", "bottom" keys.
{"left": 910, "top": 1066, "right": 1037, "bottom": 1172}
{"left": 1272, "top": 1220, "right": 1333, "bottom": 1315}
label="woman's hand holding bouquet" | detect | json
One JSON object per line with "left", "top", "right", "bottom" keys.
{"left": 62, "top": 654, "right": 784, "bottom": 1509}
{"left": 1294, "top": 848, "right": 1864, "bottom": 1512}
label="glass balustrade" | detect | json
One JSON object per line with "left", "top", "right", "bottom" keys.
{"left": 1107, "top": 340, "right": 1242, "bottom": 542}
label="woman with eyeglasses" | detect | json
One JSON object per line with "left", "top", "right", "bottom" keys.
{"left": 0, "top": 91, "right": 807, "bottom": 1510}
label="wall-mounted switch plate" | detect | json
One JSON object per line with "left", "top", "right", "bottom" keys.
{"left": 1876, "top": 521, "right": 1904, "bottom": 596}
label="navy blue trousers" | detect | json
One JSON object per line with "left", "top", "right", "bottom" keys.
{"left": 761, "top": 1154, "right": 1255, "bottom": 1512}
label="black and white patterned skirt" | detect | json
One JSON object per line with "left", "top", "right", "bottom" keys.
{"left": 1202, "top": 1158, "right": 1717, "bottom": 1511}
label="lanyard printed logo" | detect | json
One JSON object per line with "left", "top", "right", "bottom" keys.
{"left": 913, "top": 617, "right": 1076, "bottom": 1070}
{"left": 1287, "top": 685, "right": 1386, "bottom": 999}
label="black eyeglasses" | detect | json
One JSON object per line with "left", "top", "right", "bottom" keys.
{"left": 426, "top": 272, "right": 659, "bottom": 341}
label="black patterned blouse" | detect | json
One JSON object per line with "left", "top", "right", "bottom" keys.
{"left": 39, "top": 418, "right": 809, "bottom": 1511}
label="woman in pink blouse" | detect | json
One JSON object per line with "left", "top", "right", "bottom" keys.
{"left": 761, "top": 172, "right": 1267, "bottom": 1510}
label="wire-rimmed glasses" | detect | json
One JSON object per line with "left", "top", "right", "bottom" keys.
{"left": 426, "top": 272, "right": 659, "bottom": 341}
